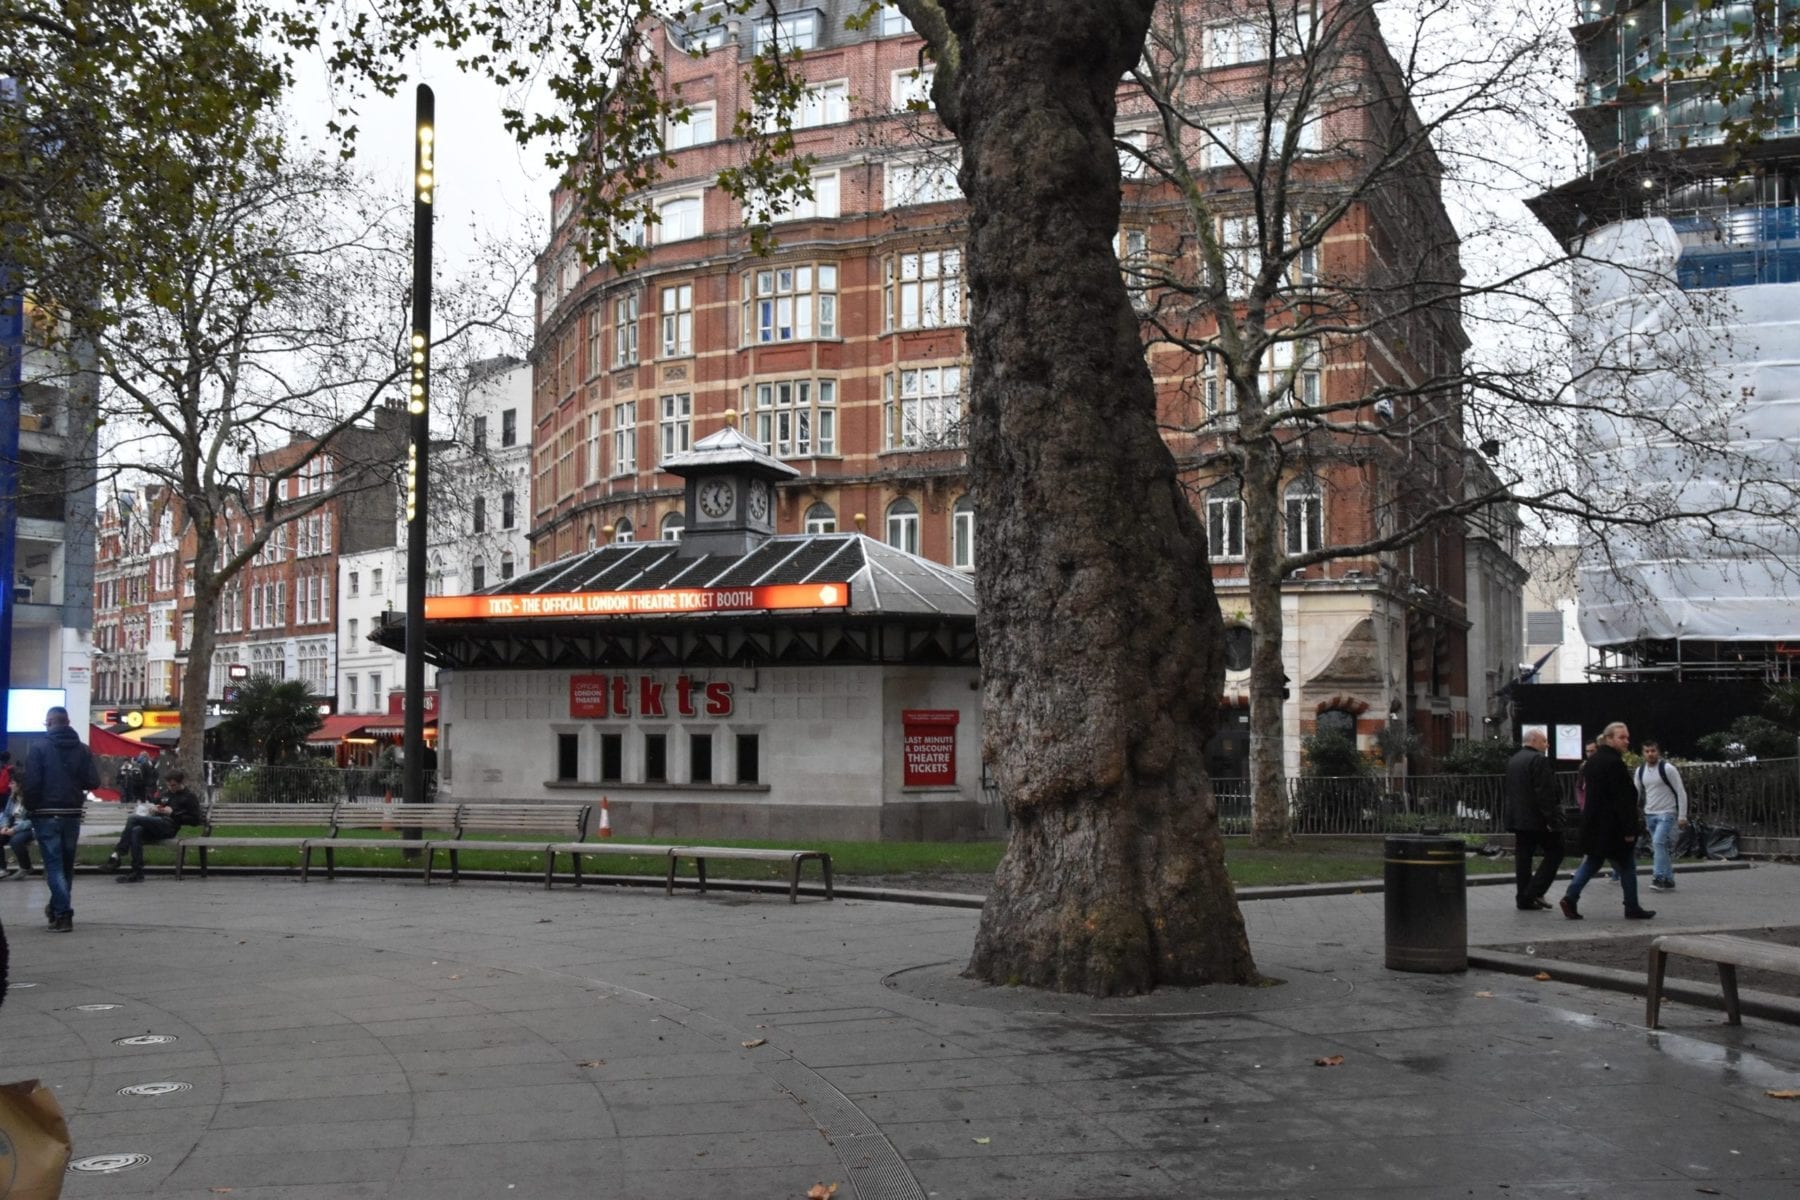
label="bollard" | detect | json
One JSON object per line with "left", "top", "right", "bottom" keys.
{"left": 1384, "top": 834, "right": 1467, "bottom": 972}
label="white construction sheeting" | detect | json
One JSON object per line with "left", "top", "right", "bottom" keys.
{"left": 1571, "top": 217, "right": 1800, "bottom": 646}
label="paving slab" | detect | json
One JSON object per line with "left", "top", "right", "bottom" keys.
{"left": 3, "top": 862, "right": 1800, "bottom": 1197}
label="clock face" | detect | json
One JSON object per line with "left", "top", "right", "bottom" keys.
{"left": 697, "top": 478, "right": 735, "bottom": 520}
{"left": 746, "top": 480, "right": 770, "bottom": 523}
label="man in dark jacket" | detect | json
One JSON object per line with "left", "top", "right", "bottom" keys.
{"left": 21, "top": 706, "right": 100, "bottom": 931}
{"left": 106, "top": 769, "right": 203, "bottom": 883}
{"left": 1559, "top": 721, "right": 1655, "bottom": 921}
{"left": 1505, "top": 730, "right": 1564, "bottom": 911}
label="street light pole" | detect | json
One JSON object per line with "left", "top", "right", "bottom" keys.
{"left": 403, "top": 84, "right": 435, "bottom": 807}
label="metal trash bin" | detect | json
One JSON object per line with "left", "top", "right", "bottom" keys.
{"left": 1383, "top": 834, "right": 1467, "bottom": 972}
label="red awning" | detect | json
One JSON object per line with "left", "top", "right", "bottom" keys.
{"left": 91, "top": 725, "right": 159, "bottom": 758}
{"left": 307, "top": 714, "right": 381, "bottom": 744}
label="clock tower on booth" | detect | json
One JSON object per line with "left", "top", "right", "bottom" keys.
{"left": 662, "top": 412, "right": 800, "bottom": 558}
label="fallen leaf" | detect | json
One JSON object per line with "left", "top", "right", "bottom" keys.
{"left": 210, "top": 1190, "right": 233, "bottom": 1195}
{"left": 1474, "top": 991, "right": 1494, "bottom": 998}
{"left": 742, "top": 1038, "right": 767, "bottom": 1049}
{"left": 448, "top": 974, "right": 462, "bottom": 981}
{"left": 807, "top": 1185, "right": 839, "bottom": 1199}
{"left": 1696, "top": 1188, "right": 1723, "bottom": 1195}
{"left": 1766, "top": 1090, "right": 1800, "bottom": 1100}
{"left": 972, "top": 1136, "right": 991, "bottom": 1145}
{"left": 579, "top": 1060, "right": 605, "bottom": 1069}
{"left": 1533, "top": 972, "right": 1553, "bottom": 981}
{"left": 1313, "top": 1055, "right": 1345, "bottom": 1067}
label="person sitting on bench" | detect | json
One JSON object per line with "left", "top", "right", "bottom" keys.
{"left": 107, "top": 769, "right": 203, "bottom": 883}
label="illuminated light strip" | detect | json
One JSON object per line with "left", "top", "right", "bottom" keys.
{"left": 425, "top": 582, "right": 852, "bottom": 620}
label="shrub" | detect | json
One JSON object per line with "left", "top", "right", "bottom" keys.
{"left": 1695, "top": 715, "right": 1797, "bottom": 762}
{"left": 1302, "top": 730, "right": 1370, "bottom": 778}
{"left": 1437, "top": 738, "right": 1515, "bottom": 776}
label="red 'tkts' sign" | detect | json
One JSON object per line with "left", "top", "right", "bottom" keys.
{"left": 902, "top": 709, "right": 958, "bottom": 787}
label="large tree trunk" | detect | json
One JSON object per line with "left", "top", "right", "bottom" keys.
{"left": 944, "top": 0, "right": 1258, "bottom": 994}
{"left": 1242, "top": 453, "right": 1294, "bottom": 847}
{"left": 178, "top": 525, "right": 221, "bottom": 788}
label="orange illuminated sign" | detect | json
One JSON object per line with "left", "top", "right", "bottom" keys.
{"left": 425, "top": 583, "right": 851, "bottom": 620}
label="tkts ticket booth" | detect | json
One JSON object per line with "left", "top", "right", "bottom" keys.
{"left": 384, "top": 426, "right": 986, "bottom": 841}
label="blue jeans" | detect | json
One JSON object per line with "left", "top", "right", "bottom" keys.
{"left": 1645, "top": 812, "right": 1678, "bottom": 881}
{"left": 1566, "top": 843, "right": 1643, "bottom": 911}
{"left": 30, "top": 814, "right": 80, "bottom": 919}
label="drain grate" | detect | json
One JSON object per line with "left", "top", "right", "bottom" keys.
{"left": 117, "top": 1082, "right": 191, "bottom": 1098}
{"left": 112, "top": 1034, "right": 177, "bottom": 1046}
{"left": 72, "top": 1003, "right": 121, "bottom": 1012}
{"left": 68, "top": 1153, "right": 152, "bottom": 1174}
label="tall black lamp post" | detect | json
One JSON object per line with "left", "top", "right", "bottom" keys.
{"left": 403, "top": 85, "right": 435, "bottom": 806}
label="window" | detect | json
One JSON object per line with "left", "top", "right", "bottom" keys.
{"left": 736, "top": 733, "right": 760, "bottom": 784}
{"left": 891, "top": 66, "right": 934, "bottom": 111}
{"left": 614, "top": 294, "right": 640, "bottom": 367}
{"left": 472, "top": 496, "right": 486, "bottom": 534}
{"left": 885, "top": 250, "right": 962, "bottom": 330}
{"left": 666, "top": 102, "right": 715, "bottom": 149}
{"left": 1264, "top": 339, "right": 1322, "bottom": 409}
{"left": 660, "top": 394, "right": 693, "bottom": 461}
{"left": 689, "top": 732, "right": 714, "bottom": 784}
{"left": 743, "top": 264, "right": 837, "bottom": 343}
{"left": 370, "top": 672, "right": 382, "bottom": 705}
{"left": 885, "top": 365, "right": 964, "bottom": 449}
{"left": 1220, "top": 214, "right": 1262, "bottom": 296}
{"left": 348, "top": 571, "right": 359, "bottom": 597}
{"left": 557, "top": 732, "right": 580, "bottom": 782}
{"left": 672, "top": 13, "right": 727, "bottom": 52}
{"left": 885, "top": 157, "right": 961, "bottom": 209}
{"left": 501, "top": 554, "right": 515, "bottom": 580}
{"left": 613, "top": 401, "right": 638, "bottom": 473}
{"left": 804, "top": 502, "right": 836, "bottom": 534}
{"left": 886, "top": 498, "right": 919, "bottom": 554}
{"left": 1117, "top": 228, "right": 1150, "bottom": 309}
{"left": 471, "top": 562, "right": 486, "bottom": 591}
{"left": 600, "top": 733, "right": 623, "bottom": 782}
{"left": 952, "top": 495, "right": 975, "bottom": 571}
{"left": 661, "top": 512, "right": 686, "bottom": 540}
{"left": 746, "top": 172, "right": 840, "bottom": 224}
{"left": 348, "top": 618, "right": 359, "bottom": 643}
{"left": 643, "top": 732, "right": 668, "bottom": 782}
{"left": 660, "top": 283, "right": 693, "bottom": 357}
{"left": 1117, "top": 128, "right": 1150, "bottom": 179}
{"left": 501, "top": 409, "right": 517, "bottom": 447}
{"left": 587, "top": 413, "right": 603, "bottom": 481}
{"left": 749, "top": 379, "right": 836, "bottom": 457}
{"left": 297, "top": 639, "right": 330, "bottom": 692}
{"left": 1207, "top": 484, "right": 1246, "bottom": 559}
{"left": 656, "top": 195, "right": 702, "bottom": 244}
{"left": 877, "top": 2, "right": 910, "bottom": 35}
{"left": 1285, "top": 477, "right": 1324, "bottom": 555}
{"left": 502, "top": 490, "right": 516, "bottom": 528}
{"left": 347, "top": 674, "right": 359, "bottom": 712}
{"left": 753, "top": 10, "right": 818, "bottom": 52}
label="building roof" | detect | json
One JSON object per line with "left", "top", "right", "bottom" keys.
{"left": 496, "top": 533, "right": 975, "bottom": 620}
{"left": 658, "top": 423, "right": 801, "bottom": 481}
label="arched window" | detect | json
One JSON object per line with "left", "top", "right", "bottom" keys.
{"left": 661, "top": 511, "right": 686, "bottom": 541}
{"left": 803, "top": 502, "right": 836, "bottom": 534}
{"left": 951, "top": 495, "right": 975, "bottom": 570}
{"left": 1223, "top": 625, "right": 1253, "bottom": 672}
{"left": 586, "top": 523, "right": 598, "bottom": 550}
{"left": 471, "top": 559, "right": 487, "bottom": 592}
{"left": 1284, "top": 476, "right": 1324, "bottom": 555}
{"left": 885, "top": 498, "right": 919, "bottom": 554}
{"left": 1206, "top": 482, "right": 1245, "bottom": 560}
{"left": 613, "top": 517, "right": 635, "bottom": 544}
{"left": 1316, "top": 708, "right": 1356, "bottom": 739}
{"left": 500, "top": 554, "right": 515, "bottom": 581}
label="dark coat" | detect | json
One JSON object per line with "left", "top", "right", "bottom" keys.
{"left": 160, "top": 785, "right": 204, "bottom": 828}
{"left": 1577, "top": 743, "right": 1640, "bottom": 856}
{"left": 21, "top": 726, "right": 99, "bottom": 817}
{"left": 1504, "top": 746, "right": 1562, "bottom": 833}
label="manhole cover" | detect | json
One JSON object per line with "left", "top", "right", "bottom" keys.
{"left": 68, "top": 1153, "right": 152, "bottom": 1174}
{"left": 73, "top": 1003, "right": 121, "bottom": 1012}
{"left": 117, "top": 1082, "right": 191, "bottom": 1098}
{"left": 112, "top": 1035, "right": 177, "bottom": 1046}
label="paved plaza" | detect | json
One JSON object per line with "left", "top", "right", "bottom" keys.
{"left": 4, "top": 862, "right": 1800, "bottom": 1198}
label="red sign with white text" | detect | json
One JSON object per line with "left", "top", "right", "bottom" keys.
{"left": 427, "top": 583, "right": 850, "bottom": 621}
{"left": 902, "top": 709, "right": 959, "bottom": 787}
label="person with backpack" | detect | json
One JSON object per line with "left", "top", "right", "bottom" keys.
{"left": 1635, "top": 739, "right": 1689, "bottom": 893}
{"left": 20, "top": 706, "right": 101, "bottom": 931}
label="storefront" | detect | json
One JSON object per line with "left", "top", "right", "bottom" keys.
{"left": 383, "top": 425, "right": 985, "bottom": 841}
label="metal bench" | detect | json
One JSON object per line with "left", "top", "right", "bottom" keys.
{"left": 427, "top": 803, "right": 593, "bottom": 885}
{"left": 542, "top": 837, "right": 679, "bottom": 890}
{"left": 1646, "top": 933, "right": 1800, "bottom": 1028}
{"left": 176, "top": 802, "right": 337, "bottom": 878}
{"left": 302, "top": 802, "right": 453, "bottom": 881}
{"left": 666, "top": 845, "right": 834, "bottom": 904}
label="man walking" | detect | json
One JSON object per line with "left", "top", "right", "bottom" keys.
{"left": 1560, "top": 720, "right": 1655, "bottom": 921}
{"left": 1635, "top": 740, "right": 1688, "bottom": 893}
{"left": 20, "top": 706, "right": 100, "bottom": 932}
{"left": 1505, "top": 729, "right": 1564, "bottom": 910}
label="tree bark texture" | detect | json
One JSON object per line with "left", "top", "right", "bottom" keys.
{"left": 939, "top": 0, "right": 1259, "bottom": 994}
{"left": 178, "top": 520, "right": 222, "bottom": 788}
{"left": 1242, "top": 453, "right": 1295, "bottom": 847}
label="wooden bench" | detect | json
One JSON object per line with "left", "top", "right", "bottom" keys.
{"left": 1647, "top": 933, "right": 1800, "bottom": 1028}
{"left": 176, "top": 802, "right": 337, "bottom": 878}
{"left": 666, "top": 846, "right": 834, "bottom": 904}
{"left": 427, "top": 803, "right": 593, "bottom": 885}
{"left": 301, "top": 802, "right": 453, "bottom": 881}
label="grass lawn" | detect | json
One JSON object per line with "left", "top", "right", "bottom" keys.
{"left": 85, "top": 828, "right": 1509, "bottom": 889}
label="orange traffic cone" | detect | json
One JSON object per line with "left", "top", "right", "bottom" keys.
{"left": 382, "top": 787, "right": 395, "bottom": 831}
{"left": 597, "top": 796, "right": 613, "bottom": 838}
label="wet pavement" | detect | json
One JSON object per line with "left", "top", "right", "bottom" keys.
{"left": 3, "top": 860, "right": 1799, "bottom": 1198}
